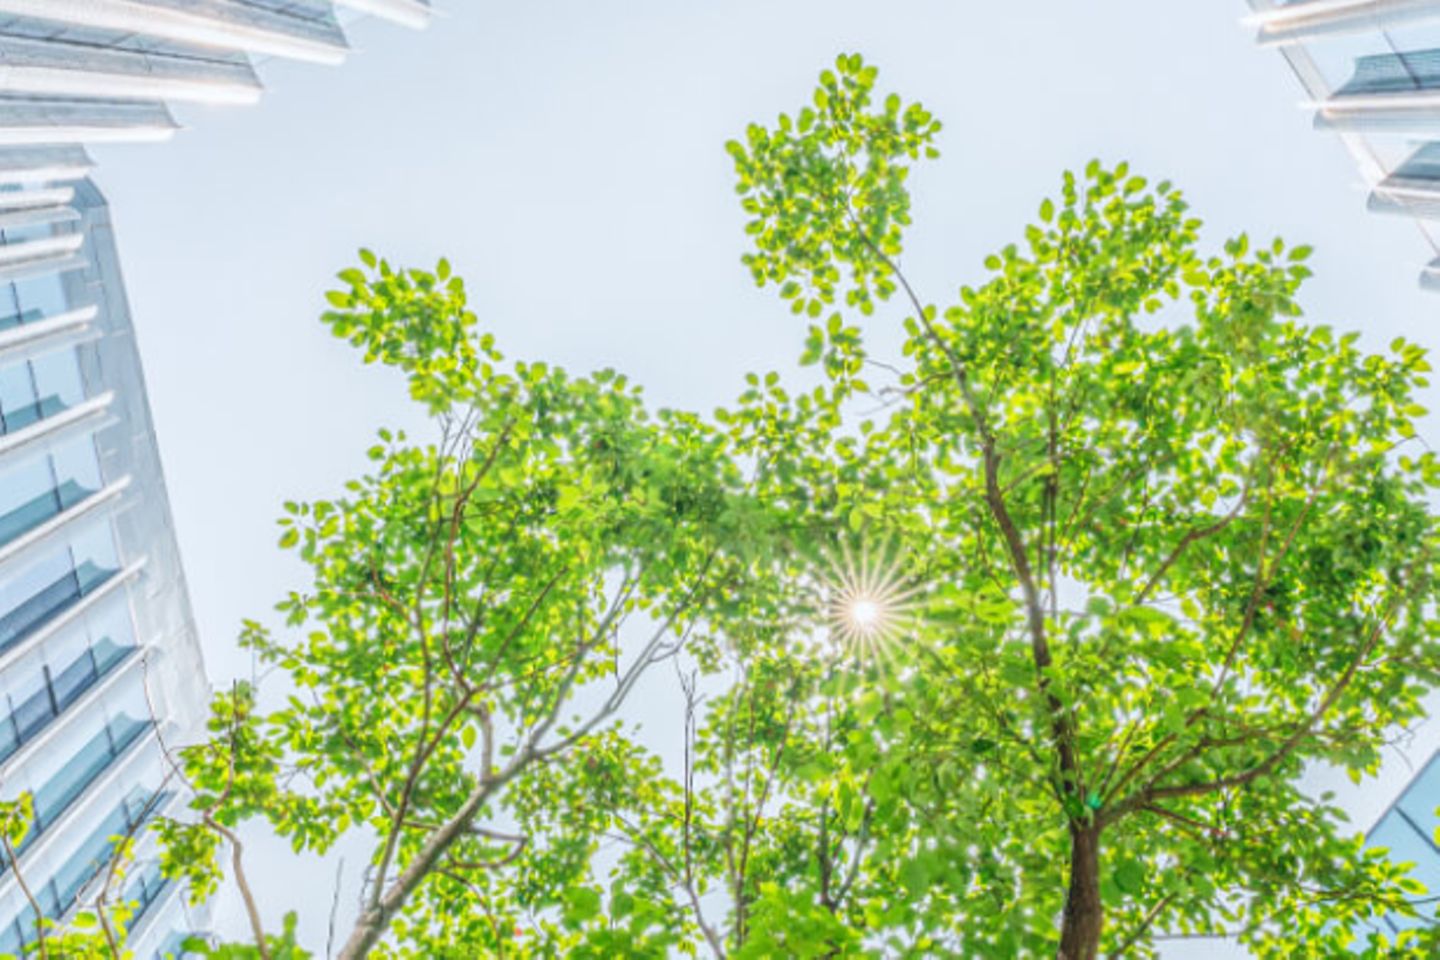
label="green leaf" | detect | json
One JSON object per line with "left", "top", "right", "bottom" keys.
{"left": 1114, "top": 860, "right": 1146, "bottom": 897}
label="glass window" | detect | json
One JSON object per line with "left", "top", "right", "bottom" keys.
{"left": 0, "top": 547, "right": 75, "bottom": 651}
{"left": 30, "top": 726, "right": 114, "bottom": 834}
{"left": 1394, "top": 142, "right": 1440, "bottom": 183}
{"left": 0, "top": 714, "right": 16, "bottom": 764}
{"left": 50, "top": 648, "right": 97, "bottom": 713}
{"left": 0, "top": 283, "right": 21, "bottom": 333}
{"left": 1305, "top": 31, "right": 1394, "bottom": 92}
{"left": 0, "top": 600, "right": 138, "bottom": 763}
{"left": 1395, "top": 753, "right": 1440, "bottom": 840}
{"left": 0, "top": 222, "right": 51, "bottom": 245}
{"left": 1385, "top": 21, "right": 1440, "bottom": 60}
{"left": 0, "top": 524, "right": 120, "bottom": 655}
{"left": 47, "top": 798, "right": 130, "bottom": 910}
{"left": 87, "top": 599, "right": 138, "bottom": 673}
{"left": 156, "top": 929, "right": 195, "bottom": 960}
{"left": 124, "top": 862, "right": 168, "bottom": 924}
{"left": 27, "top": 349, "right": 83, "bottom": 420}
{"left": 0, "top": 455, "right": 59, "bottom": 545}
{"left": 0, "top": 361, "right": 37, "bottom": 433}
{"left": 68, "top": 523, "right": 119, "bottom": 595}
{"left": 12, "top": 273, "right": 66, "bottom": 322}
{"left": 49, "top": 434, "right": 102, "bottom": 510}
{"left": 24, "top": 711, "right": 148, "bottom": 845}
{"left": 1370, "top": 815, "right": 1440, "bottom": 932}
{"left": 1339, "top": 49, "right": 1440, "bottom": 96}
{"left": 0, "top": 547, "right": 71, "bottom": 617}
{"left": 8, "top": 679, "right": 53, "bottom": 746}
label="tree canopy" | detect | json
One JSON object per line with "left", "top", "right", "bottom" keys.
{"left": 14, "top": 54, "right": 1440, "bottom": 960}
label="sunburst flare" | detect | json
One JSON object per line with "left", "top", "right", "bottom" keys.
{"left": 820, "top": 539, "right": 922, "bottom": 663}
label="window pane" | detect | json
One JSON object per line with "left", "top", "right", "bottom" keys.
{"left": 86, "top": 599, "right": 138, "bottom": 673}
{"left": 0, "top": 283, "right": 21, "bottom": 332}
{"left": 0, "top": 548, "right": 75, "bottom": 651}
{"left": 49, "top": 435, "right": 101, "bottom": 510}
{"left": 27, "top": 350, "right": 83, "bottom": 419}
{"left": 48, "top": 800, "right": 129, "bottom": 908}
{"left": 1397, "top": 753, "right": 1440, "bottom": 827}
{"left": 0, "top": 715, "right": 16, "bottom": 764}
{"left": 50, "top": 648, "right": 97, "bottom": 713}
{"left": 12, "top": 273, "right": 66, "bottom": 322}
{"left": 0, "top": 362, "right": 36, "bottom": 433}
{"left": 30, "top": 725, "right": 113, "bottom": 833}
{"left": 0, "top": 569, "right": 77, "bottom": 652}
{"left": 0, "top": 455, "right": 58, "bottom": 545}
{"left": 68, "top": 524, "right": 119, "bottom": 595}
{"left": 1, "top": 222, "right": 50, "bottom": 245}
{"left": 8, "top": 680, "right": 53, "bottom": 744}
{"left": 1370, "top": 816, "right": 1440, "bottom": 932}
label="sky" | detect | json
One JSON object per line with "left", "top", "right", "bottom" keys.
{"left": 87, "top": 1, "right": 1440, "bottom": 954}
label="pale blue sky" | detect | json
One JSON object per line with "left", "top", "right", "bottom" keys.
{"left": 88, "top": 2, "right": 1440, "bottom": 953}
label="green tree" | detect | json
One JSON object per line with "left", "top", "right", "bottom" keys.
{"left": 635, "top": 53, "right": 1439, "bottom": 958}
{"left": 27, "top": 53, "right": 1440, "bottom": 960}
{"left": 140, "top": 256, "right": 754, "bottom": 960}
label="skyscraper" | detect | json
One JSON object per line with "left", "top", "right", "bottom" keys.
{"left": 0, "top": 3, "right": 429, "bottom": 956}
{"left": 1245, "top": 1, "right": 1440, "bottom": 291}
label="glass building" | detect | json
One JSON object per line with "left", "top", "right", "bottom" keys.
{"left": 0, "top": 2, "right": 430, "bottom": 957}
{"left": 1363, "top": 749, "right": 1440, "bottom": 938}
{"left": 1246, "top": 0, "right": 1440, "bottom": 291}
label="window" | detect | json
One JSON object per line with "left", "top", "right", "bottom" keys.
{"left": 1366, "top": 750, "right": 1440, "bottom": 936}
{"left": 0, "top": 455, "right": 57, "bottom": 545}
{"left": 0, "top": 435, "right": 103, "bottom": 547}
{"left": 0, "top": 361, "right": 37, "bottom": 432}
{"left": 0, "top": 525, "right": 120, "bottom": 655}
{"left": 0, "top": 548, "right": 74, "bottom": 650}
{"left": 1338, "top": 48, "right": 1440, "bottom": 97}
{"left": 27, "top": 350, "right": 83, "bottom": 421}
{"left": 0, "top": 271, "right": 77, "bottom": 332}
{"left": 11, "top": 274, "right": 66, "bottom": 322}
{"left": 45, "top": 800, "right": 130, "bottom": 911}
{"left": 0, "top": 601, "right": 139, "bottom": 765}
{"left": 0, "top": 347, "right": 86, "bottom": 436}
{"left": 15, "top": 711, "right": 149, "bottom": 854}
{"left": 124, "top": 861, "right": 169, "bottom": 925}
{"left": 50, "top": 434, "right": 102, "bottom": 510}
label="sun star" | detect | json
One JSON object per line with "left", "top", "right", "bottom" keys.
{"left": 821, "top": 539, "right": 921, "bottom": 662}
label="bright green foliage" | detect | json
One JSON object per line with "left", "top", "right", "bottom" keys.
{"left": 727, "top": 53, "right": 938, "bottom": 389}
{"left": 43, "top": 52, "right": 1440, "bottom": 960}
{"left": 146, "top": 256, "right": 753, "bottom": 959}
{"left": 645, "top": 54, "right": 1439, "bottom": 958}
{"left": 184, "top": 915, "right": 309, "bottom": 960}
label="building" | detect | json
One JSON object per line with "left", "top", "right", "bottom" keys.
{"left": 1245, "top": 0, "right": 1440, "bottom": 291}
{"left": 0, "top": 2, "right": 430, "bottom": 956}
{"left": 1365, "top": 749, "right": 1440, "bottom": 938}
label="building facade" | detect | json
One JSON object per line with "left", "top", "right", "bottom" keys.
{"left": 1246, "top": 0, "right": 1440, "bottom": 291}
{"left": 1365, "top": 749, "right": 1440, "bottom": 938}
{"left": 0, "top": 2, "right": 430, "bottom": 956}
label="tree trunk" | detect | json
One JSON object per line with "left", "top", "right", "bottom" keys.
{"left": 1057, "top": 825, "right": 1103, "bottom": 960}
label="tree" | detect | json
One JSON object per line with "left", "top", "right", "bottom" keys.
{"left": 641, "top": 54, "right": 1438, "bottom": 958}
{"left": 498, "top": 55, "right": 1440, "bottom": 959}
{"left": 143, "top": 256, "right": 755, "bottom": 959}
{"left": 21, "top": 53, "right": 1440, "bottom": 960}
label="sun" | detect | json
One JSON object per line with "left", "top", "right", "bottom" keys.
{"left": 821, "top": 539, "right": 921, "bottom": 663}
